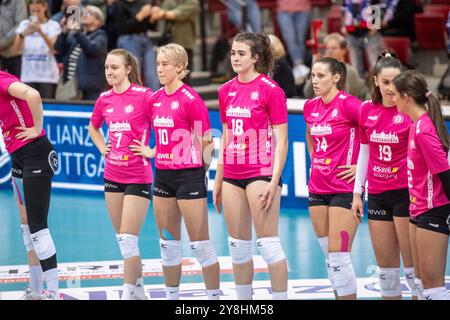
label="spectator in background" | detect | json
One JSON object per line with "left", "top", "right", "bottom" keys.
{"left": 381, "top": 0, "right": 422, "bottom": 41}
{"left": 341, "top": 0, "right": 384, "bottom": 79}
{"left": 0, "top": 0, "right": 28, "bottom": 77}
{"left": 104, "top": 0, "right": 120, "bottom": 51}
{"left": 16, "top": 0, "right": 62, "bottom": 99}
{"left": 268, "top": 34, "right": 296, "bottom": 98}
{"left": 55, "top": 5, "right": 108, "bottom": 100}
{"left": 304, "top": 33, "right": 369, "bottom": 100}
{"left": 150, "top": 0, "right": 200, "bottom": 85}
{"left": 52, "top": 0, "right": 82, "bottom": 23}
{"left": 277, "top": 0, "right": 312, "bottom": 85}
{"left": 228, "top": 0, "right": 262, "bottom": 32}
{"left": 114, "top": 0, "right": 159, "bottom": 90}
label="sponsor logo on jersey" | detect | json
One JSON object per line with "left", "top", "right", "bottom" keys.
{"left": 109, "top": 121, "right": 131, "bottom": 132}
{"left": 171, "top": 101, "right": 180, "bottom": 110}
{"left": 310, "top": 124, "right": 332, "bottom": 135}
{"left": 370, "top": 130, "right": 399, "bottom": 143}
{"left": 368, "top": 115, "right": 378, "bottom": 121}
{"left": 124, "top": 104, "right": 134, "bottom": 114}
{"left": 226, "top": 105, "right": 251, "bottom": 118}
{"left": 393, "top": 114, "right": 404, "bottom": 124}
{"left": 153, "top": 116, "right": 174, "bottom": 128}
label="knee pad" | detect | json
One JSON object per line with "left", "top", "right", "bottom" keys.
{"left": 116, "top": 234, "right": 140, "bottom": 259}
{"left": 326, "top": 258, "right": 336, "bottom": 290}
{"left": 256, "top": 236, "right": 286, "bottom": 265}
{"left": 329, "top": 252, "right": 357, "bottom": 297}
{"left": 228, "top": 237, "right": 253, "bottom": 265}
{"left": 190, "top": 240, "right": 218, "bottom": 268}
{"left": 415, "top": 278, "right": 424, "bottom": 300}
{"left": 160, "top": 239, "right": 181, "bottom": 266}
{"left": 21, "top": 224, "right": 33, "bottom": 252}
{"left": 404, "top": 267, "right": 418, "bottom": 297}
{"left": 379, "top": 267, "right": 402, "bottom": 297}
{"left": 31, "top": 228, "right": 56, "bottom": 261}
{"left": 423, "top": 286, "right": 450, "bottom": 300}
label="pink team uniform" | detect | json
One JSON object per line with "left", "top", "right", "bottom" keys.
{"left": 218, "top": 74, "right": 288, "bottom": 179}
{"left": 91, "top": 84, "right": 153, "bottom": 184}
{"left": 150, "top": 84, "right": 211, "bottom": 170}
{"left": 407, "top": 113, "right": 450, "bottom": 218}
{"left": 0, "top": 70, "right": 45, "bottom": 154}
{"left": 304, "top": 91, "right": 361, "bottom": 194}
{"left": 359, "top": 101, "right": 411, "bottom": 194}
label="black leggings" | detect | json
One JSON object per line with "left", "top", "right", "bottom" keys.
{"left": 23, "top": 176, "right": 57, "bottom": 271}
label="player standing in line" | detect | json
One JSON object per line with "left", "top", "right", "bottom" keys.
{"left": 213, "top": 32, "right": 289, "bottom": 300}
{"left": 88, "top": 49, "right": 153, "bottom": 300}
{"left": 130, "top": 43, "right": 221, "bottom": 300}
{"left": 0, "top": 70, "right": 59, "bottom": 300}
{"left": 351, "top": 52, "right": 419, "bottom": 300}
{"left": 303, "top": 57, "right": 361, "bottom": 300}
{"left": 392, "top": 70, "right": 450, "bottom": 300}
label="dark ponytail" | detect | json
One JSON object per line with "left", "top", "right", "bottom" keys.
{"left": 393, "top": 70, "right": 449, "bottom": 152}
{"left": 108, "top": 49, "right": 142, "bottom": 86}
{"left": 371, "top": 50, "right": 403, "bottom": 104}
{"left": 232, "top": 32, "right": 274, "bottom": 74}
{"left": 315, "top": 57, "right": 347, "bottom": 91}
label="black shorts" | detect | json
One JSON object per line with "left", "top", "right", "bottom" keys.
{"left": 104, "top": 179, "right": 152, "bottom": 200}
{"left": 223, "top": 176, "right": 283, "bottom": 189}
{"left": 153, "top": 167, "right": 207, "bottom": 200}
{"left": 308, "top": 192, "right": 355, "bottom": 210}
{"left": 410, "top": 204, "right": 450, "bottom": 236}
{"left": 11, "top": 136, "right": 57, "bottom": 179}
{"left": 368, "top": 188, "right": 410, "bottom": 221}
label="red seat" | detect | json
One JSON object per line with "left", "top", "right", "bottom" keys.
{"left": 423, "top": 4, "right": 450, "bottom": 18}
{"left": 382, "top": 36, "right": 411, "bottom": 65}
{"left": 414, "top": 13, "right": 447, "bottom": 50}
{"left": 207, "top": 0, "right": 226, "bottom": 12}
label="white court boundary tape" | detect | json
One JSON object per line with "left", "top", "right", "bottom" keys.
{"left": 0, "top": 256, "right": 269, "bottom": 284}
{"left": 2, "top": 277, "right": 445, "bottom": 300}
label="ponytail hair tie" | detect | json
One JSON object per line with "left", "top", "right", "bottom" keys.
{"left": 425, "top": 90, "right": 432, "bottom": 98}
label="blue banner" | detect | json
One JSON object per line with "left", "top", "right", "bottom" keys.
{"left": 1, "top": 102, "right": 449, "bottom": 209}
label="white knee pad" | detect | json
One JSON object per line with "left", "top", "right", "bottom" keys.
{"left": 190, "top": 240, "right": 218, "bottom": 268}
{"left": 329, "top": 252, "right": 357, "bottom": 297}
{"left": 31, "top": 228, "right": 56, "bottom": 260}
{"left": 403, "top": 267, "right": 418, "bottom": 297}
{"left": 379, "top": 267, "right": 402, "bottom": 297}
{"left": 228, "top": 237, "right": 253, "bottom": 265}
{"left": 415, "top": 278, "right": 424, "bottom": 300}
{"left": 160, "top": 239, "right": 181, "bottom": 266}
{"left": 326, "top": 258, "right": 336, "bottom": 290}
{"left": 256, "top": 237, "right": 286, "bottom": 265}
{"left": 116, "top": 234, "right": 140, "bottom": 259}
{"left": 423, "top": 286, "right": 450, "bottom": 300}
{"left": 21, "top": 224, "right": 33, "bottom": 252}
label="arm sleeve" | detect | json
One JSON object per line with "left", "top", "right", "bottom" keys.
{"left": 353, "top": 144, "right": 369, "bottom": 194}
{"left": 438, "top": 169, "right": 450, "bottom": 201}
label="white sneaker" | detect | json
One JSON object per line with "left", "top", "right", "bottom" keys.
{"left": 293, "top": 64, "right": 310, "bottom": 85}
{"left": 132, "top": 284, "right": 148, "bottom": 300}
{"left": 19, "top": 287, "right": 45, "bottom": 300}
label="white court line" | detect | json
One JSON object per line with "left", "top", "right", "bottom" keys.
{"left": 1, "top": 277, "right": 438, "bottom": 300}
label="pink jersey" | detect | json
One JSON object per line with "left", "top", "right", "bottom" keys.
{"left": 150, "top": 84, "right": 211, "bottom": 170}
{"left": 218, "top": 74, "right": 288, "bottom": 179}
{"left": 91, "top": 84, "right": 153, "bottom": 184}
{"left": 304, "top": 91, "right": 361, "bottom": 194}
{"left": 0, "top": 71, "right": 45, "bottom": 154}
{"left": 407, "top": 113, "right": 450, "bottom": 217}
{"left": 359, "top": 101, "right": 411, "bottom": 194}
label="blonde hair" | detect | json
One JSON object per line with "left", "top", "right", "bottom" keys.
{"left": 324, "top": 32, "right": 347, "bottom": 49}
{"left": 157, "top": 43, "right": 189, "bottom": 80}
{"left": 268, "top": 34, "right": 286, "bottom": 60}
{"left": 84, "top": 5, "right": 105, "bottom": 27}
